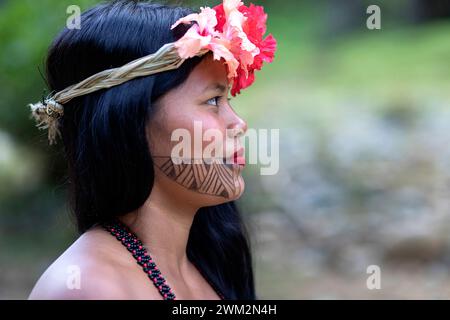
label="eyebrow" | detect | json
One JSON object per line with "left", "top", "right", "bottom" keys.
{"left": 203, "top": 82, "right": 228, "bottom": 93}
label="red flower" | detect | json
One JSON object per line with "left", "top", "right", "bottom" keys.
{"left": 214, "top": 3, "right": 226, "bottom": 32}
{"left": 214, "top": 2, "right": 277, "bottom": 96}
{"left": 173, "top": 1, "right": 277, "bottom": 96}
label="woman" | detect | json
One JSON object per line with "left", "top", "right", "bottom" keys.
{"left": 28, "top": 0, "right": 276, "bottom": 300}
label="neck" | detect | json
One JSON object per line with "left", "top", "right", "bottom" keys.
{"left": 119, "top": 184, "right": 199, "bottom": 277}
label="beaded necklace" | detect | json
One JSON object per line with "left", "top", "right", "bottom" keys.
{"left": 102, "top": 219, "right": 226, "bottom": 300}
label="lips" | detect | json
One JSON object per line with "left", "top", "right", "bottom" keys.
{"left": 232, "top": 148, "right": 245, "bottom": 166}
{"left": 222, "top": 148, "right": 245, "bottom": 166}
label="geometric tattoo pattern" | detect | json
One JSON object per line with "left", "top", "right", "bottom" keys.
{"left": 153, "top": 157, "right": 243, "bottom": 199}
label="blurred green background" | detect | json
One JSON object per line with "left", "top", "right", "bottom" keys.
{"left": 1, "top": 0, "right": 450, "bottom": 299}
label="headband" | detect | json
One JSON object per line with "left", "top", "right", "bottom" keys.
{"left": 28, "top": 0, "right": 277, "bottom": 144}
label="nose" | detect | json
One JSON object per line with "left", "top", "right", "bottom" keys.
{"left": 226, "top": 110, "right": 248, "bottom": 139}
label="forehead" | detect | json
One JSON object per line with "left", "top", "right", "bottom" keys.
{"left": 179, "top": 54, "right": 229, "bottom": 94}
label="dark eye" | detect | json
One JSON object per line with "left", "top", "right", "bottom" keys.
{"left": 206, "top": 96, "right": 220, "bottom": 106}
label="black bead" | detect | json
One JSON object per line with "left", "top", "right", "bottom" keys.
{"left": 102, "top": 219, "right": 224, "bottom": 301}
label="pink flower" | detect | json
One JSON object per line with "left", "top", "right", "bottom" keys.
{"left": 209, "top": 37, "right": 239, "bottom": 78}
{"left": 170, "top": 7, "right": 218, "bottom": 58}
{"left": 218, "top": 0, "right": 260, "bottom": 79}
{"left": 171, "top": 24, "right": 212, "bottom": 59}
{"left": 171, "top": 0, "right": 277, "bottom": 96}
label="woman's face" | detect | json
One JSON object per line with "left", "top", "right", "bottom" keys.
{"left": 147, "top": 54, "right": 248, "bottom": 207}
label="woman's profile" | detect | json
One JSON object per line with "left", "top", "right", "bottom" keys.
{"left": 27, "top": 0, "right": 276, "bottom": 300}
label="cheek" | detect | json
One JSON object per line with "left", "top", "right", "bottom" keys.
{"left": 149, "top": 109, "right": 227, "bottom": 159}
{"left": 194, "top": 117, "right": 228, "bottom": 160}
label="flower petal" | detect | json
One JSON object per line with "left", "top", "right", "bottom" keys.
{"left": 174, "top": 25, "right": 212, "bottom": 59}
{"left": 171, "top": 13, "right": 199, "bottom": 30}
{"left": 209, "top": 38, "right": 239, "bottom": 78}
{"left": 196, "top": 7, "right": 218, "bottom": 34}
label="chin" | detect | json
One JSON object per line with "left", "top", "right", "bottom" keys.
{"left": 196, "top": 174, "right": 245, "bottom": 206}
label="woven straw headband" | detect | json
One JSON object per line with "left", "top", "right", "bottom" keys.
{"left": 28, "top": 0, "right": 277, "bottom": 145}
{"left": 29, "top": 43, "right": 208, "bottom": 144}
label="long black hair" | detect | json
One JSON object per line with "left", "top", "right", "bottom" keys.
{"left": 44, "top": 0, "right": 255, "bottom": 300}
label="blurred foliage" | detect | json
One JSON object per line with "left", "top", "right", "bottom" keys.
{"left": 0, "top": 0, "right": 99, "bottom": 139}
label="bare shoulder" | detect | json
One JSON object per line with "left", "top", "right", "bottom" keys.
{"left": 28, "top": 225, "right": 131, "bottom": 300}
